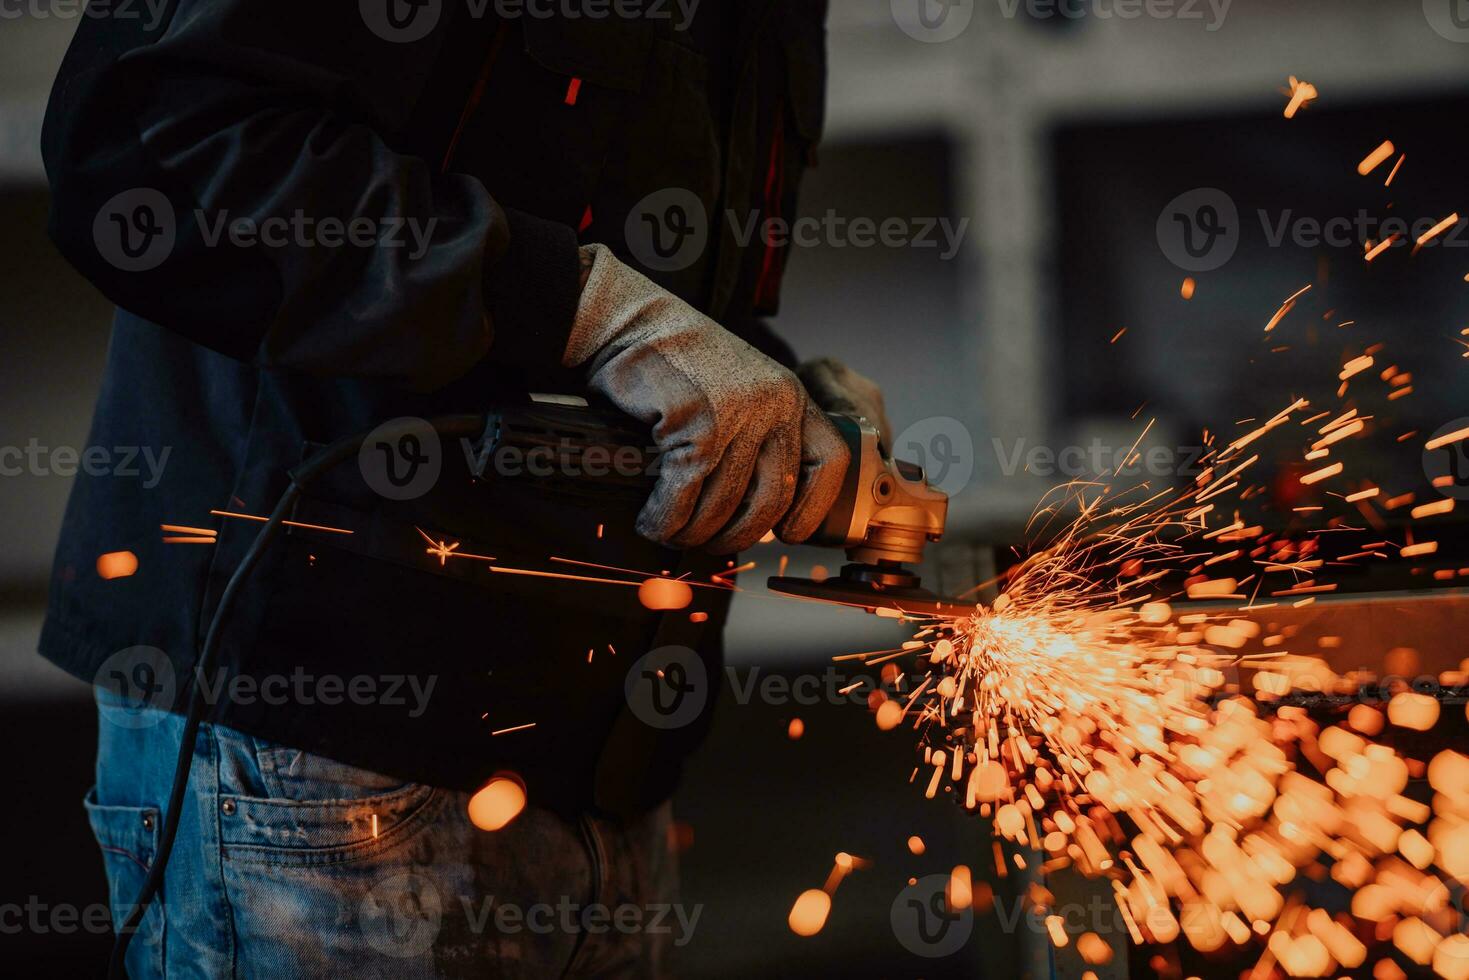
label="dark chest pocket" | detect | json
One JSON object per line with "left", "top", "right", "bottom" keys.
{"left": 595, "top": 36, "right": 723, "bottom": 298}
{"left": 446, "top": 18, "right": 656, "bottom": 229}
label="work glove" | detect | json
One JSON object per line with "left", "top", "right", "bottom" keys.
{"left": 564, "top": 244, "right": 849, "bottom": 553}
{"left": 798, "top": 357, "right": 893, "bottom": 452}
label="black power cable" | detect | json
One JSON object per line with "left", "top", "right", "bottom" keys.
{"left": 107, "top": 414, "right": 486, "bottom": 979}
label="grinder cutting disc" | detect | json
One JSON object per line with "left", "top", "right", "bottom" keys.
{"left": 768, "top": 565, "right": 969, "bottom": 618}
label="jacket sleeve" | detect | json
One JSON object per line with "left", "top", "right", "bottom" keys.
{"left": 41, "top": 0, "right": 580, "bottom": 390}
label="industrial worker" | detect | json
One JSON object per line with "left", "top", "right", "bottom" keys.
{"left": 38, "top": 1, "right": 889, "bottom": 977}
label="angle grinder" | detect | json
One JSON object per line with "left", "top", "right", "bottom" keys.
{"left": 475, "top": 397, "right": 960, "bottom": 616}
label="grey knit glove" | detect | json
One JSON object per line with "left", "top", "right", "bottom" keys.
{"left": 564, "top": 244, "right": 849, "bottom": 553}
{"left": 798, "top": 358, "right": 893, "bottom": 452}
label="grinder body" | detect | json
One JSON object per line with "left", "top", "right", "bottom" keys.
{"left": 475, "top": 398, "right": 953, "bottom": 613}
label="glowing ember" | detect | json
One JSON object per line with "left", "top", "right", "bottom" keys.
{"left": 467, "top": 775, "right": 526, "bottom": 831}
{"left": 787, "top": 852, "right": 868, "bottom": 937}
{"left": 1356, "top": 140, "right": 1395, "bottom": 176}
{"left": 638, "top": 577, "right": 694, "bottom": 610}
{"left": 787, "top": 889, "right": 830, "bottom": 937}
{"left": 96, "top": 551, "right": 138, "bottom": 580}
{"left": 1282, "top": 76, "right": 1318, "bottom": 119}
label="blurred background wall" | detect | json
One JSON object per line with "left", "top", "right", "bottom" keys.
{"left": 3, "top": 1, "right": 1469, "bottom": 975}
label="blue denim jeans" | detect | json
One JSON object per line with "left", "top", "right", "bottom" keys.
{"left": 89, "top": 695, "right": 682, "bottom": 978}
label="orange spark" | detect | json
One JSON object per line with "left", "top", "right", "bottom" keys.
{"left": 1356, "top": 140, "right": 1394, "bottom": 176}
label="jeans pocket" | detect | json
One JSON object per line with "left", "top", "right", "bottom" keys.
{"left": 84, "top": 787, "right": 165, "bottom": 978}
{"left": 218, "top": 751, "right": 442, "bottom": 869}
{"left": 253, "top": 742, "right": 423, "bottom": 803}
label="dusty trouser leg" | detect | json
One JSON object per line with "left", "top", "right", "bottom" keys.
{"left": 561, "top": 803, "right": 682, "bottom": 979}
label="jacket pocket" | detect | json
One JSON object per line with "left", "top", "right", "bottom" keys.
{"left": 521, "top": 15, "right": 654, "bottom": 92}
{"left": 84, "top": 788, "right": 164, "bottom": 978}
{"left": 454, "top": 17, "right": 655, "bottom": 226}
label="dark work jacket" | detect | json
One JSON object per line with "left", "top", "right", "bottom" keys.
{"left": 39, "top": 0, "right": 827, "bottom": 814}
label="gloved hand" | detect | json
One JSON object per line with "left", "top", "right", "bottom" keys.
{"left": 564, "top": 244, "right": 849, "bottom": 553}
{"left": 797, "top": 357, "right": 893, "bottom": 452}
